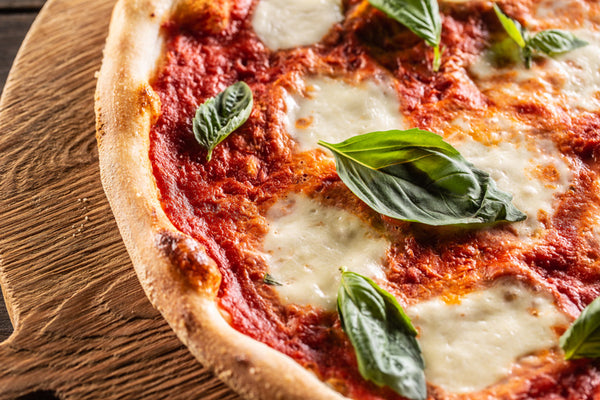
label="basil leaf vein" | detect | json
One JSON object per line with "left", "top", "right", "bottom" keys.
{"left": 318, "top": 129, "right": 526, "bottom": 226}
{"left": 192, "top": 81, "right": 253, "bottom": 161}
{"left": 560, "top": 296, "right": 600, "bottom": 360}
{"left": 368, "top": 0, "right": 442, "bottom": 71}
{"left": 528, "top": 30, "right": 588, "bottom": 56}
{"left": 493, "top": 4, "right": 587, "bottom": 68}
{"left": 337, "top": 270, "right": 426, "bottom": 400}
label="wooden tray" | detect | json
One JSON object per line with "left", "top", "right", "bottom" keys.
{"left": 0, "top": 0, "right": 241, "bottom": 398}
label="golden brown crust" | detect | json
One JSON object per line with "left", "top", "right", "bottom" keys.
{"left": 172, "top": 0, "right": 234, "bottom": 33}
{"left": 94, "top": 0, "right": 346, "bottom": 399}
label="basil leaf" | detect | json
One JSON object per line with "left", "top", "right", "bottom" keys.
{"left": 318, "top": 129, "right": 526, "bottom": 226}
{"left": 493, "top": 4, "right": 587, "bottom": 68}
{"left": 337, "top": 270, "right": 426, "bottom": 400}
{"left": 528, "top": 30, "right": 588, "bottom": 56}
{"left": 493, "top": 4, "right": 526, "bottom": 48}
{"left": 263, "top": 273, "right": 283, "bottom": 286}
{"left": 368, "top": 0, "right": 442, "bottom": 71}
{"left": 560, "top": 296, "right": 600, "bottom": 360}
{"left": 523, "top": 45, "right": 534, "bottom": 69}
{"left": 192, "top": 81, "right": 253, "bottom": 161}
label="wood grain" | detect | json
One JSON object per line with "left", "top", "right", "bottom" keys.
{"left": 0, "top": 0, "right": 241, "bottom": 398}
{"left": 0, "top": 0, "right": 44, "bottom": 345}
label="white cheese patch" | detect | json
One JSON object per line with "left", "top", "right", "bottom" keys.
{"left": 252, "top": 0, "right": 343, "bottom": 50}
{"left": 548, "top": 30, "right": 600, "bottom": 111}
{"left": 407, "top": 281, "right": 569, "bottom": 393}
{"left": 449, "top": 133, "right": 572, "bottom": 237}
{"left": 534, "top": 0, "right": 592, "bottom": 29}
{"left": 470, "top": 30, "right": 600, "bottom": 112}
{"left": 535, "top": 0, "right": 574, "bottom": 18}
{"left": 263, "top": 194, "right": 389, "bottom": 310}
{"left": 283, "top": 76, "right": 406, "bottom": 151}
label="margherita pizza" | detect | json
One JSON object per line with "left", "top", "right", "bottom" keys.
{"left": 95, "top": 0, "right": 600, "bottom": 398}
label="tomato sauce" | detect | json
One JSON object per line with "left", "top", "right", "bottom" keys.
{"left": 149, "top": 0, "right": 600, "bottom": 398}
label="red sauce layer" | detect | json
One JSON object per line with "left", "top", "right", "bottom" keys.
{"left": 149, "top": 1, "right": 600, "bottom": 398}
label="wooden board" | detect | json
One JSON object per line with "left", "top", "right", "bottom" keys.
{"left": 0, "top": 0, "right": 241, "bottom": 398}
{"left": 0, "top": 1, "right": 43, "bottom": 341}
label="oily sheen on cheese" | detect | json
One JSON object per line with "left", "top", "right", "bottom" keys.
{"left": 146, "top": 0, "right": 600, "bottom": 398}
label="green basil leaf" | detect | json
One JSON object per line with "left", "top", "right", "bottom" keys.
{"left": 493, "top": 4, "right": 526, "bottom": 48}
{"left": 528, "top": 29, "right": 588, "bottom": 56}
{"left": 318, "top": 129, "right": 526, "bottom": 226}
{"left": 263, "top": 273, "right": 283, "bottom": 286}
{"left": 432, "top": 44, "right": 442, "bottom": 72}
{"left": 368, "top": 0, "right": 442, "bottom": 70}
{"left": 192, "top": 81, "right": 253, "bottom": 161}
{"left": 560, "top": 296, "right": 600, "bottom": 360}
{"left": 337, "top": 270, "right": 426, "bottom": 400}
{"left": 523, "top": 45, "right": 533, "bottom": 69}
{"left": 493, "top": 4, "right": 587, "bottom": 68}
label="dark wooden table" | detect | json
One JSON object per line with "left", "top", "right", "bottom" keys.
{"left": 0, "top": 0, "right": 46, "bottom": 342}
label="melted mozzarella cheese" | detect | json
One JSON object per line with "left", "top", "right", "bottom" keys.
{"left": 283, "top": 76, "right": 406, "bottom": 151}
{"left": 407, "top": 281, "right": 569, "bottom": 393}
{"left": 252, "top": 0, "right": 343, "bottom": 50}
{"left": 549, "top": 30, "right": 600, "bottom": 111}
{"left": 263, "top": 194, "right": 388, "bottom": 310}
{"left": 470, "top": 30, "right": 600, "bottom": 112}
{"left": 534, "top": 0, "right": 594, "bottom": 29}
{"left": 450, "top": 134, "right": 572, "bottom": 236}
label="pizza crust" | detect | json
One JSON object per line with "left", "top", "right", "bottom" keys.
{"left": 94, "top": 0, "right": 347, "bottom": 399}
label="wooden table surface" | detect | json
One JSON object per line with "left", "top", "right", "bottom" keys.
{"left": 0, "top": 0, "right": 45, "bottom": 344}
{"left": 0, "top": 0, "right": 242, "bottom": 398}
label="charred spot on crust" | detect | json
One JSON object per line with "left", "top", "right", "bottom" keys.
{"left": 156, "top": 231, "right": 221, "bottom": 296}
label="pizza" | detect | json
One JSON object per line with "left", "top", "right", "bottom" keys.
{"left": 94, "top": 0, "right": 600, "bottom": 399}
